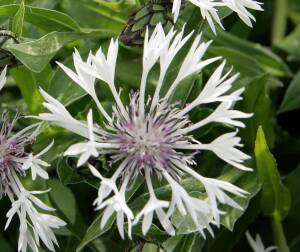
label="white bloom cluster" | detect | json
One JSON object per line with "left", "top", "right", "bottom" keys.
{"left": 172, "top": 0, "right": 263, "bottom": 33}
{"left": 0, "top": 67, "right": 65, "bottom": 252}
{"left": 38, "top": 24, "right": 251, "bottom": 238}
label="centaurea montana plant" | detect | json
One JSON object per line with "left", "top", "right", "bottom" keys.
{"left": 0, "top": 67, "right": 65, "bottom": 252}
{"left": 37, "top": 23, "right": 252, "bottom": 239}
{"left": 172, "top": 0, "right": 263, "bottom": 33}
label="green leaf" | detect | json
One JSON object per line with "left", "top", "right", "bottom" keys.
{"left": 205, "top": 28, "right": 292, "bottom": 77}
{"left": 239, "top": 75, "right": 275, "bottom": 150}
{"left": 3, "top": 32, "right": 81, "bottom": 72}
{"left": 277, "top": 25, "right": 300, "bottom": 60}
{"left": 254, "top": 126, "right": 291, "bottom": 219}
{"left": 208, "top": 46, "right": 263, "bottom": 76}
{"left": 285, "top": 164, "right": 300, "bottom": 223}
{"left": 48, "top": 179, "right": 77, "bottom": 225}
{"left": 11, "top": 0, "right": 25, "bottom": 36}
{"left": 163, "top": 234, "right": 205, "bottom": 252}
{"left": 279, "top": 70, "right": 300, "bottom": 113}
{"left": 0, "top": 4, "right": 81, "bottom": 31}
{"left": 47, "top": 59, "right": 86, "bottom": 105}
{"left": 61, "top": 0, "right": 127, "bottom": 31}
{"left": 3, "top": 31, "right": 111, "bottom": 73}
{"left": 10, "top": 64, "right": 52, "bottom": 113}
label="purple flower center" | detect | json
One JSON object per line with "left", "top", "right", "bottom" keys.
{"left": 106, "top": 94, "right": 195, "bottom": 174}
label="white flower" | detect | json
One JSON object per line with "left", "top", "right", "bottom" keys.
{"left": 133, "top": 169, "right": 175, "bottom": 236}
{"left": 0, "top": 66, "right": 7, "bottom": 91}
{"left": 223, "top": 0, "right": 264, "bottom": 27}
{"left": 163, "top": 171, "right": 214, "bottom": 237}
{"left": 164, "top": 34, "right": 220, "bottom": 100}
{"left": 1, "top": 68, "right": 66, "bottom": 251}
{"left": 38, "top": 88, "right": 92, "bottom": 138}
{"left": 64, "top": 110, "right": 99, "bottom": 166}
{"left": 172, "top": 0, "right": 263, "bottom": 33}
{"left": 246, "top": 231, "right": 277, "bottom": 252}
{"left": 5, "top": 188, "right": 65, "bottom": 252}
{"left": 39, "top": 24, "right": 252, "bottom": 239}
{"left": 22, "top": 140, "right": 54, "bottom": 180}
{"left": 89, "top": 164, "right": 134, "bottom": 239}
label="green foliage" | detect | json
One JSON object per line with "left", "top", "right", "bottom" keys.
{"left": 255, "top": 126, "right": 291, "bottom": 219}
{"left": 0, "top": 0, "right": 300, "bottom": 251}
{"left": 11, "top": 0, "right": 25, "bottom": 36}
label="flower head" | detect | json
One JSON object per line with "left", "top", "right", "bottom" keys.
{"left": 172, "top": 0, "right": 263, "bottom": 33}
{"left": 38, "top": 24, "right": 251, "bottom": 238}
{"left": 0, "top": 68, "right": 65, "bottom": 252}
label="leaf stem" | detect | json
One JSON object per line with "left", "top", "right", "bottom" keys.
{"left": 272, "top": 0, "right": 288, "bottom": 45}
{"left": 271, "top": 211, "right": 289, "bottom": 252}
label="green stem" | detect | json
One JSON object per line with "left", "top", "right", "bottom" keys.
{"left": 271, "top": 212, "right": 289, "bottom": 252}
{"left": 272, "top": 0, "right": 288, "bottom": 45}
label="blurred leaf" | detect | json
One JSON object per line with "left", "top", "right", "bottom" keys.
{"left": 285, "top": 164, "right": 300, "bottom": 223}
{"left": 254, "top": 126, "right": 291, "bottom": 219}
{"left": 0, "top": 4, "right": 81, "bottom": 31}
{"left": 57, "top": 158, "right": 86, "bottom": 185}
{"left": 11, "top": 0, "right": 25, "bottom": 36}
{"left": 0, "top": 234, "right": 13, "bottom": 252}
{"left": 47, "top": 60, "right": 86, "bottom": 106}
{"left": 61, "top": 0, "right": 127, "bottom": 31}
{"left": 277, "top": 26, "right": 300, "bottom": 60}
{"left": 209, "top": 46, "right": 263, "bottom": 76}
{"left": 279, "top": 70, "right": 300, "bottom": 113}
{"left": 239, "top": 75, "right": 275, "bottom": 150}
{"left": 48, "top": 179, "right": 77, "bottom": 225}
{"left": 163, "top": 234, "right": 205, "bottom": 252}
{"left": 10, "top": 64, "right": 52, "bottom": 113}
{"left": 205, "top": 29, "right": 292, "bottom": 77}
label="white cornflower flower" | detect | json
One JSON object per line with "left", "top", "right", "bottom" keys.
{"left": 38, "top": 24, "right": 251, "bottom": 238}
{"left": 0, "top": 68, "right": 66, "bottom": 251}
{"left": 172, "top": 0, "right": 263, "bottom": 33}
{"left": 246, "top": 231, "right": 277, "bottom": 252}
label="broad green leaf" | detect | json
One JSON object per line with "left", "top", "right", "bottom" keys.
{"left": 11, "top": 0, "right": 25, "bottom": 37}
{"left": 208, "top": 46, "right": 263, "bottom": 76}
{"left": 3, "top": 32, "right": 83, "bottom": 72}
{"left": 10, "top": 64, "right": 52, "bottom": 113}
{"left": 61, "top": 0, "right": 127, "bottom": 31}
{"left": 48, "top": 179, "right": 77, "bottom": 225}
{"left": 0, "top": 4, "right": 81, "bottom": 31}
{"left": 47, "top": 58, "right": 86, "bottom": 106}
{"left": 254, "top": 126, "right": 291, "bottom": 219}
{"left": 205, "top": 29, "right": 292, "bottom": 77}
{"left": 3, "top": 31, "right": 112, "bottom": 73}
{"left": 279, "top": 70, "right": 300, "bottom": 113}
